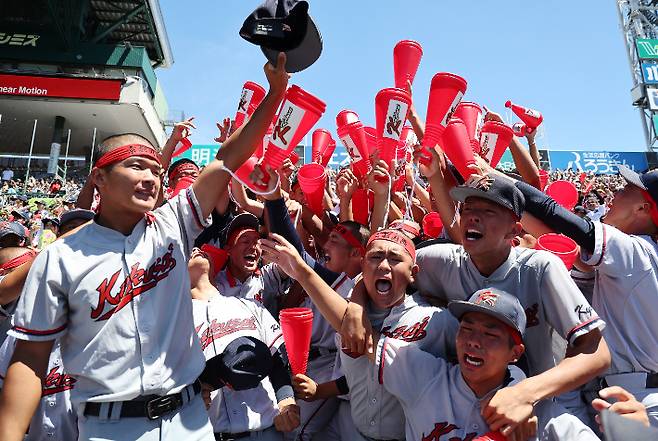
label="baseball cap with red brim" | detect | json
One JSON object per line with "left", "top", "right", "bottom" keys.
{"left": 618, "top": 165, "right": 658, "bottom": 204}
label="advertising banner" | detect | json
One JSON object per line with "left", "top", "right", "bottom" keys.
{"left": 0, "top": 74, "right": 123, "bottom": 100}
{"left": 548, "top": 151, "right": 648, "bottom": 174}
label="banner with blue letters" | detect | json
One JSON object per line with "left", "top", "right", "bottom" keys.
{"left": 547, "top": 151, "right": 649, "bottom": 174}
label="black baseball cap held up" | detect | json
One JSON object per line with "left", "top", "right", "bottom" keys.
{"left": 240, "top": 0, "right": 322, "bottom": 73}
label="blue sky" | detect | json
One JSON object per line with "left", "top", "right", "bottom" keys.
{"left": 158, "top": 1, "right": 644, "bottom": 151}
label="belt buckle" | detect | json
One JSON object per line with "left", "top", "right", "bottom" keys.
{"left": 145, "top": 394, "right": 181, "bottom": 420}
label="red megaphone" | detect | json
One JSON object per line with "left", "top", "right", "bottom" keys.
{"left": 375, "top": 87, "right": 411, "bottom": 173}
{"left": 512, "top": 122, "right": 527, "bottom": 138}
{"left": 297, "top": 163, "right": 327, "bottom": 217}
{"left": 234, "top": 81, "right": 267, "bottom": 130}
{"left": 442, "top": 118, "right": 477, "bottom": 180}
{"left": 505, "top": 101, "right": 543, "bottom": 133}
{"left": 337, "top": 118, "right": 370, "bottom": 179}
{"left": 312, "top": 129, "right": 336, "bottom": 167}
{"left": 454, "top": 102, "right": 484, "bottom": 154}
{"left": 352, "top": 188, "right": 374, "bottom": 226}
{"left": 393, "top": 40, "right": 423, "bottom": 89}
{"left": 420, "top": 73, "right": 468, "bottom": 165}
{"left": 256, "top": 85, "right": 326, "bottom": 189}
{"left": 479, "top": 121, "right": 514, "bottom": 168}
{"left": 364, "top": 126, "right": 378, "bottom": 158}
{"left": 279, "top": 308, "right": 314, "bottom": 375}
{"left": 336, "top": 109, "right": 360, "bottom": 128}
{"left": 422, "top": 211, "right": 443, "bottom": 238}
{"left": 172, "top": 138, "right": 193, "bottom": 158}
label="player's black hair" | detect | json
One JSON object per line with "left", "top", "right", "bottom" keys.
{"left": 338, "top": 220, "right": 370, "bottom": 248}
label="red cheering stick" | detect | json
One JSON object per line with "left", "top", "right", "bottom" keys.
{"left": 479, "top": 121, "right": 514, "bottom": 168}
{"left": 420, "top": 73, "right": 468, "bottom": 166}
{"left": 279, "top": 308, "right": 314, "bottom": 375}
{"left": 505, "top": 100, "right": 543, "bottom": 134}
{"left": 256, "top": 85, "right": 326, "bottom": 189}
{"left": 297, "top": 163, "right": 327, "bottom": 217}
{"left": 312, "top": 129, "right": 336, "bottom": 167}
{"left": 442, "top": 118, "right": 477, "bottom": 180}
{"left": 512, "top": 122, "right": 527, "bottom": 138}
{"left": 393, "top": 40, "right": 423, "bottom": 89}
{"left": 172, "top": 138, "right": 192, "bottom": 158}
{"left": 454, "top": 102, "right": 484, "bottom": 154}
{"left": 234, "top": 81, "right": 267, "bottom": 130}
{"left": 337, "top": 116, "right": 370, "bottom": 179}
{"left": 375, "top": 87, "right": 411, "bottom": 175}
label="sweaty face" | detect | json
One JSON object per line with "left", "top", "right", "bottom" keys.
{"left": 456, "top": 312, "right": 522, "bottom": 393}
{"left": 227, "top": 230, "right": 261, "bottom": 273}
{"left": 96, "top": 156, "right": 161, "bottom": 215}
{"left": 459, "top": 198, "right": 518, "bottom": 258}
{"left": 362, "top": 240, "right": 415, "bottom": 310}
{"left": 323, "top": 230, "right": 356, "bottom": 273}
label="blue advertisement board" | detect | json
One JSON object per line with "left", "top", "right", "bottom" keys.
{"left": 547, "top": 151, "right": 648, "bottom": 174}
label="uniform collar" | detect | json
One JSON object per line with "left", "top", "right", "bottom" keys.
{"left": 224, "top": 265, "right": 261, "bottom": 288}
{"left": 465, "top": 246, "right": 517, "bottom": 282}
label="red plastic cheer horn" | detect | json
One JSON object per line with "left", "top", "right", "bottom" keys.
{"left": 538, "top": 169, "right": 549, "bottom": 190}
{"left": 420, "top": 73, "right": 468, "bottom": 166}
{"left": 235, "top": 156, "right": 263, "bottom": 193}
{"left": 234, "top": 81, "right": 266, "bottom": 130}
{"left": 312, "top": 129, "right": 336, "bottom": 167}
{"left": 336, "top": 109, "right": 360, "bottom": 128}
{"left": 479, "top": 121, "right": 514, "bottom": 168}
{"left": 289, "top": 150, "right": 300, "bottom": 165}
{"left": 454, "top": 102, "right": 484, "bottom": 154}
{"left": 535, "top": 233, "right": 579, "bottom": 270}
{"left": 393, "top": 40, "right": 423, "bottom": 89}
{"left": 505, "top": 101, "right": 543, "bottom": 134}
{"left": 364, "top": 126, "right": 378, "bottom": 158}
{"left": 279, "top": 308, "right": 314, "bottom": 375}
{"left": 172, "top": 138, "right": 193, "bottom": 158}
{"left": 546, "top": 180, "right": 579, "bottom": 210}
{"left": 422, "top": 211, "right": 443, "bottom": 238}
{"left": 297, "top": 163, "right": 327, "bottom": 217}
{"left": 337, "top": 119, "right": 370, "bottom": 179}
{"left": 512, "top": 122, "right": 527, "bottom": 138}
{"left": 256, "top": 85, "right": 326, "bottom": 189}
{"left": 442, "top": 118, "right": 477, "bottom": 180}
{"left": 352, "top": 188, "right": 374, "bottom": 226}
{"left": 375, "top": 88, "right": 411, "bottom": 172}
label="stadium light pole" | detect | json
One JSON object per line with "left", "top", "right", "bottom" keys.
{"left": 23, "top": 119, "right": 38, "bottom": 193}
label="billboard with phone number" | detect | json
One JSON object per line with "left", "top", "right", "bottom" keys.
{"left": 547, "top": 151, "right": 648, "bottom": 174}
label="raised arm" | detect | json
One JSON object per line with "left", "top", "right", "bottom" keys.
{"left": 192, "top": 53, "right": 289, "bottom": 218}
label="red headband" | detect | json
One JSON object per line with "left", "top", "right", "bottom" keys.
{"left": 367, "top": 229, "right": 416, "bottom": 261}
{"left": 0, "top": 249, "right": 37, "bottom": 272}
{"left": 641, "top": 190, "right": 658, "bottom": 228}
{"left": 168, "top": 162, "right": 199, "bottom": 181}
{"left": 333, "top": 224, "right": 366, "bottom": 256}
{"left": 95, "top": 144, "right": 161, "bottom": 169}
{"left": 388, "top": 220, "right": 421, "bottom": 238}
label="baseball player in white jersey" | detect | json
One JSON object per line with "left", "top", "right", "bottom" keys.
{"left": 378, "top": 287, "right": 600, "bottom": 441}
{"left": 374, "top": 174, "right": 611, "bottom": 437}
{"left": 262, "top": 229, "right": 457, "bottom": 441}
{"left": 0, "top": 247, "right": 37, "bottom": 346}
{"left": 0, "top": 53, "right": 290, "bottom": 441}
{"left": 188, "top": 247, "right": 299, "bottom": 440}
{"left": 515, "top": 165, "right": 658, "bottom": 426}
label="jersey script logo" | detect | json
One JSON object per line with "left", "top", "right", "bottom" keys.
{"left": 422, "top": 422, "right": 476, "bottom": 441}
{"left": 91, "top": 243, "right": 177, "bottom": 321}
{"left": 42, "top": 365, "right": 76, "bottom": 396}
{"left": 195, "top": 317, "right": 257, "bottom": 350}
{"left": 381, "top": 316, "right": 429, "bottom": 342}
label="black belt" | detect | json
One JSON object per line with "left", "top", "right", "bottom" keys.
{"left": 600, "top": 372, "right": 658, "bottom": 389}
{"left": 83, "top": 380, "right": 201, "bottom": 420}
{"left": 214, "top": 432, "right": 250, "bottom": 441}
{"left": 308, "top": 347, "right": 337, "bottom": 361}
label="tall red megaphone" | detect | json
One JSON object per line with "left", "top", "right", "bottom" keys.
{"left": 337, "top": 117, "right": 370, "bottom": 179}
{"left": 298, "top": 163, "right": 327, "bottom": 217}
{"left": 420, "top": 73, "right": 468, "bottom": 165}
{"left": 442, "top": 118, "right": 477, "bottom": 180}
{"left": 375, "top": 88, "right": 411, "bottom": 172}
{"left": 512, "top": 122, "right": 527, "bottom": 138}
{"left": 234, "top": 81, "right": 267, "bottom": 130}
{"left": 364, "top": 126, "right": 378, "bottom": 158}
{"left": 235, "top": 155, "right": 261, "bottom": 193}
{"left": 279, "top": 308, "right": 314, "bottom": 375}
{"left": 393, "top": 40, "right": 423, "bottom": 89}
{"left": 336, "top": 109, "right": 360, "bottom": 128}
{"left": 479, "top": 121, "right": 514, "bottom": 168}
{"left": 454, "top": 102, "right": 483, "bottom": 154}
{"left": 352, "top": 188, "right": 373, "bottom": 226}
{"left": 172, "top": 138, "right": 193, "bottom": 158}
{"left": 505, "top": 101, "right": 543, "bottom": 134}
{"left": 256, "top": 85, "right": 326, "bottom": 189}
{"left": 312, "top": 129, "right": 336, "bottom": 167}
{"left": 255, "top": 117, "right": 277, "bottom": 159}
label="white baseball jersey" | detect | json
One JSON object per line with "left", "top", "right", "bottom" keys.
{"left": 377, "top": 337, "right": 600, "bottom": 441}
{"left": 0, "top": 336, "right": 78, "bottom": 441}
{"left": 336, "top": 293, "right": 458, "bottom": 440}
{"left": 9, "top": 188, "right": 209, "bottom": 404}
{"left": 215, "top": 263, "right": 291, "bottom": 316}
{"left": 415, "top": 244, "right": 605, "bottom": 376}
{"left": 581, "top": 222, "right": 658, "bottom": 374}
{"left": 192, "top": 292, "right": 284, "bottom": 433}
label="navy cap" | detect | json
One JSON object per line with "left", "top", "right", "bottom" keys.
{"left": 222, "top": 212, "right": 261, "bottom": 247}
{"left": 59, "top": 209, "right": 95, "bottom": 227}
{"left": 240, "top": 0, "right": 322, "bottom": 73}
{"left": 10, "top": 210, "right": 29, "bottom": 221}
{"left": 199, "top": 336, "right": 273, "bottom": 391}
{"left": 0, "top": 221, "right": 27, "bottom": 239}
{"left": 448, "top": 288, "right": 527, "bottom": 338}
{"left": 450, "top": 174, "right": 525, "bottom": 219}
{"left": 618, "top": 165, "right": 658, "bottom": 205}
